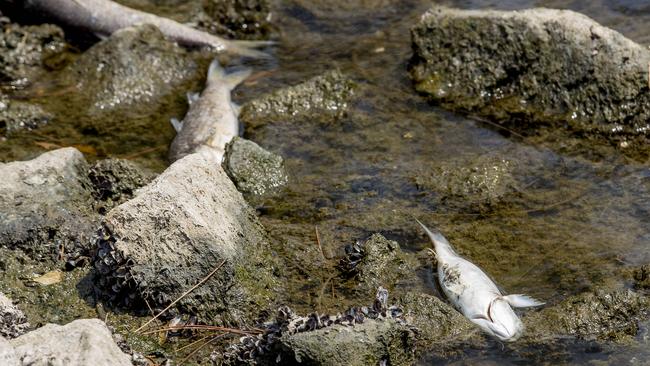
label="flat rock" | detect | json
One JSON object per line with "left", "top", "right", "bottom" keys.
{"left": 0, "top": 148, "right": 97, "bottom": 261}
{"left": 0, "top": 293, "right": 29, "bottom": 339}
{"left": 94, "top": 152, "right": 278, "bottom": 324}
{"left": 10, "top": 319, "right": 131, "bottom": 366}
{"left": 410, "top": 7, "right": 650, "bottom": 151}
{"left": 222, "top": 137, "right": 288, "bottom": 199}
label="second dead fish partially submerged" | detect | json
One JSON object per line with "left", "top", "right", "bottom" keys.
{"left": 24, "top": 0, "right": 270, "bottom": 57}
{"left": 417, "top": 220, "right": 544, "bottom": 342}
{"left": 169, "top": 60, "right": 250, "bottom": 163}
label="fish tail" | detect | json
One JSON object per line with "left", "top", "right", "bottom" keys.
{"left": 415, "top": 219, "right": 457, "bottom": 257}
{"left": 226, "top": 40, "right": 275, "bottom": 59}
{"left": 207, "top": 59, "right": 252, "bottom": 89}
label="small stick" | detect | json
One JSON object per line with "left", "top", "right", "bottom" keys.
{"left": 178, "top": 333, "right": 228, "bottom": 365}
{"left": 141, "top": 325, "right": 260, "bottom": 336}
{"left": 176, "top": 334, "right": 213, "bottom": 352}
{"left": 315, "top": 226, "right": 326, "bottom": 261}
{"left": 134, "top": 259, "right": 226, "bottom": 333}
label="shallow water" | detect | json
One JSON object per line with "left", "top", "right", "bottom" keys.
{"left": 1, "top": 0, "right": 649, "bottom": 364}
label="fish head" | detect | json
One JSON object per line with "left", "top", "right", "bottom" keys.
{"left": 471, "top": 298, "right": 524, "bottom": 342}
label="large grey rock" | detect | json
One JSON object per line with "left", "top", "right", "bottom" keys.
{"left": 0, "top": 293, "right": 29, "bottom": 339}
{"left": 241, "top": 70, "right": 355, "bottom": 127}
{"left": 0, "top": 148, "right": 97, "bottom": 261}
{"left": 10, "top": 319, "right": 131, "bottom": 366}
{"left": 59, "top": 24, "right": 197, "bottom": 114}
{"left": 0, "top": 336, "right": 18, "bottom": 366}
{"left": 278, "top": 319, "right": 416, "bottom": 366}
{"left": 410, "top": 7, "right": 650, "bottom": 150}
{"left": 94, "top": 152, "right": 278, "bottom": 325}
{"left": 222, "top": 137, "right": 288, "bottom": 199}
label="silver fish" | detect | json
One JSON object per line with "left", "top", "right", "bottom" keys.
{"left": 169, "top": 59, "right": 250, "bottom": 163}
{"left": 417, "top": 220, "right": 544, "bottom": 342}
{"left": 25, "top": 0, "right": 270, "bottom": 57}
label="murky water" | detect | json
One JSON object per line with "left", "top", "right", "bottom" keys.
{"left": 1, "top": 0, "right": 649, "bottom": 364}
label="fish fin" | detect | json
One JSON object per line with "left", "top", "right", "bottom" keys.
{"left": 231, "top": 101, "right": 241, "bottom": 116}
{"left": 415, "top": 219, "right": 456, "bottom": 257}
{"left": 207, "top": 59, "right": 252, "bottom": 89}
{"left": 170, "top": 117, "right": 183, "bottom": 132}
{"left": 501, "top": 294, "right": 544, "bottom": 308}
{"left": 226, "top": 40, "right": 274, "bottom": 59}
{"left": 186, "top": 92, "right": 200, "bottom": 105}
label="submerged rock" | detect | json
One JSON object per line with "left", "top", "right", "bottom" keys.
{"left": 413, "top": 154, "right": 516, "bottom": 211}
{"left": 410, "top": 7, "right": 650, "bottom": 151}
{"left": 88, "top": 158, "right": 154, "bottom": 211}
{"left": 59, "top": 24, "right": 197, "bottom": 114}
{"left": 200, "top": 0, "right": 273, "bottom": 40}
{"left": 0, "top": 95, "right": 52, "bottom": 137}
{"left": 241, "top": 70, "right": 355, "bottom": 127}
{"left": 222, "top": 136, "right": 288, "bottom": 199}
{"left": 342, "top": 234, "right": 419, "bottom": 298}
{"left": 0, "top": 293, "right": 29, "bottom": 339}
{"left": 524, "top": 289, "right": 649, "bottom": 342}
{"left": 94, "top": 152, "right": 278, "bottom": 324}
{"left": 0, "top": 148, "right": 98, "bottom": 261}
{"left": 0, "top": 21, "right": 66, "bottom": 87}
{"left": 631, "top": 264, "right": 650, "bottom": 290}
{"left": 9, "top": 319, "right": 131, "bottom": 366}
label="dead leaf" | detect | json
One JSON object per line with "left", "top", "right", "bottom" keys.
{"left": 72, "top": 144, "right": 97, "bottom": 155}
{"left": 33, "top": 141, "right": 62, "bottom": 150}
{"left": 32, "top": 270, "right": 63, "bottom": 286}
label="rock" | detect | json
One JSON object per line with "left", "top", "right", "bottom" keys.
{"left": 59, "top": 24, "right": 197, "bottom": 114}
{"left": 241, "top": 70, "right": 355, "bottom": 127}
{"left": 0, "top": 293, "right": 29, "bottom": 339}
{"left": 413, "top": 154, "right": 516, "bottom": 211}
{"left": 524, "top": 289, "right": 650, "bottom": 342}
{"left": 398, "top": 292, "right": 476, "bottom": 353}
{"left": 410, "top": 7, "right": 650, "bottom": 150}
{"left": 0, "top": 336, "right": 18, "bottom": 366}
{"left": 93, "top": 152, "right": 278, "bottom": 325}
{"left": 278, "top": 319, "right": 416, "bottom": 366}
{"left": 222, "top": 137, "right": 288, "bottom": 199}
{"left": 199, "top": 0, "right": 273, "bottom": 40}
{"left": 0, "top": 95, "right": 52, "bottom": 137}
{"left": 0, "top": 21, "right": 66, "bottom": 87}
{"left": 0, "top": 148, "right": 98, "bottom": 261}
{"left": 88, "top": 158, "right": 154, "bottom": 211}
{"left": 9, "top": 319, "right": 131, "bottom": 366}
{"left": 631, "top": 264, "right": 650, "bottom": 290}
{"left": 343, "top": 234, "right": 419, "bottom": 298}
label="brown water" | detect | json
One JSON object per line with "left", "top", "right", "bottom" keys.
{"left": 1, "top": 0, "right": 649, "bottom": 364}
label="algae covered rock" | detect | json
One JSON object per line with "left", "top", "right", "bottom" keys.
{"left": 222, "top": 136, "right": 288, "bottom": 199}
{"left": 0, "top": 293, "right": 29, "bottom": 339}
{"left": 414, "top": 154, "right": 516, "bottom": 211}
{"left": 0, "top": 147, "right": 98, "bottom": 261}
{"left": 9, "top": 319, "right": 131, "bottom": 366}
{"left": 94, "top": 152, "right": 278, "bottom": 325}
{"left": 60, "top": 24, "right": 197, "bottom": 114}
{"left": 278, "top": 319, "right": 416, "bottom": 366}
{"left": 399, "top": 292, "right": 476, "bottom": 353}
{"left": 241, "top": 70, "right": 355, "bottom": 126}
{"left": 410, "top": 7, "right": 650, "bottom": 151}
{"left": 0, "top": 95, "right": 52, "bottom": 137}
{"left": 524, "top": 289, "right": 649, "bottom": 342}
{"left": 343, "top": 234, "right": 419, "bottom": 298}
{"left": 0, "top": 21, "right": 66, "bottom": 87}
{"left": 200, "top": 0, "right": 273, "bottom": 40}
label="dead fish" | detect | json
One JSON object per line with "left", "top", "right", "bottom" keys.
{"left": 169, "top": 59, "right": 250, "bottom": 163}
{"left": 24, "top": 0, "right": 270, "bottom": 57}
{"left": 416, "top": 219, "right": 543, "bottom": 342}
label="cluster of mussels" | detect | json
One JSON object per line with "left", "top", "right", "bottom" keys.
{"left": 339, "top": 240, "right": 366, "bottom": 274}
{"left": 214, "top": 287, "right": 405, "bottom": 364}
